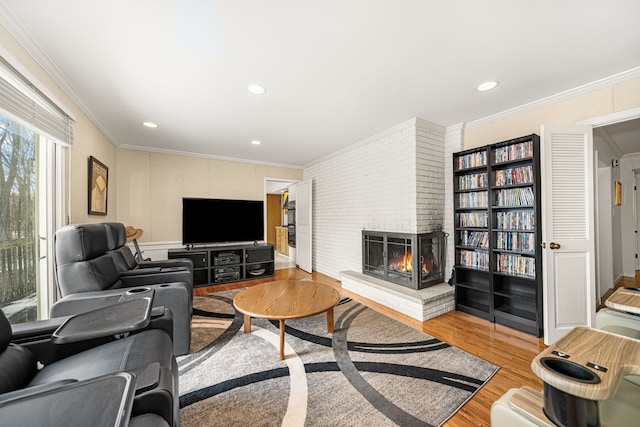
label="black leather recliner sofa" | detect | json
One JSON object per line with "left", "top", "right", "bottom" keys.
{"left": 0, "top": 298, "right": 179, "bottom": 426}
{"left": 50, "top": 223, "right": 193, "bottom": 355}
{"left": 104, "top": 222, "right": 194, "bottom": 275}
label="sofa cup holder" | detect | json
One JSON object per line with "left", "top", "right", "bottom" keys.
{"left": 540, "top": 357, "right": 600, "bottom": 384}
{"left": 540, "top": 357, "right": 601, "bottom": 427}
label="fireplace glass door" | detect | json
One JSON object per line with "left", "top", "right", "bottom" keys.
{"left": 362, "top": 230, "right": 446, "bottom": 290}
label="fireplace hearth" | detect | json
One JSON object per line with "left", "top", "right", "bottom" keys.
{"left": 362, "top": 230, "right": 447, "bottom": 290}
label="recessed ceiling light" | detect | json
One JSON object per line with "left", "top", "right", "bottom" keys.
{"left": 142, "top": 121, "right": 158, "bottom": 128}
{"left": 247, "top": 84, "right": 266, "bottom": 95}
{"left": 477, "top": 81, "right": 499, "bottom": 92}
{"left": 251, "top": 140, "right": 262, "bottom": 145}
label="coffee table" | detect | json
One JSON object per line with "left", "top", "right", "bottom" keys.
{"left": 233, "top": 280, "right": 341, "bottom": 360}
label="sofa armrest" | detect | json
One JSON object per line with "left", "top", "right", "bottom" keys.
{"left": 51, "top": 297, "right": 152, "bottom": 344}
{"left": 120, "top": 269, "right": 193, "bottom": 288}
{"left": 139, "top": 258, "right": 194, "bottom": 272}
{"left": 11, "top": 317, "right": 70, "bottom": 344}
{"left": 120, "top": 267, "right": 163, "bottom": 275}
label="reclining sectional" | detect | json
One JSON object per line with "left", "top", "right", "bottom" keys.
{"left": 50, "top": 222, "right": 194, "bottom": 356}
{"left": 0, "top": 295, "right": 179, "bottom": 426}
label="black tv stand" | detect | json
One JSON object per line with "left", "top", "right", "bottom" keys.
{"left": 168, "top": 243, "right": 274, "bottom": 287}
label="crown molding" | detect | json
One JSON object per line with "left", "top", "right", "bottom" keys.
{"left": 0, "top": 2, "right": 121, "bottom": 146}
{"left": 118, "top": 144, "right": 302, "bottom": 169}
{"left": 466, "top": 67, "right": 640, "bottom": 130}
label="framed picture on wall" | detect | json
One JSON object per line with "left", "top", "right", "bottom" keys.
{"left": 88, "top": 156, "right": 108, "bottom": 215}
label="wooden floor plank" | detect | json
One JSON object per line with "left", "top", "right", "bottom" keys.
{"left": 194, "top": 268, "right": 640, "bottom": 426}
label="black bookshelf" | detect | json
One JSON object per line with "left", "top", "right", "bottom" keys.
{"left": 453, "top": 135, "right": 542, "bottom": 337}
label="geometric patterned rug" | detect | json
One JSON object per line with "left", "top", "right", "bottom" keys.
{"left": 178, "top": 286, "right": 498, "bottom": 426}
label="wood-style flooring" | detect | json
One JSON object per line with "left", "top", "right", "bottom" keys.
{"left": 194, "top": 268, "right": 640, "bottom": 426}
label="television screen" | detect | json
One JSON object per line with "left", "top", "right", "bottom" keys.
{"left": 182, "top": 198, "right": 265, "bottom": 245}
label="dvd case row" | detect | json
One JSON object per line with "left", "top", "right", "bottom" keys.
{"left": 457, "top": 212, "right": 488, "bottom": 228}
{"left": 456, "top": 150, "right": 487, "bottom": 170}
{"left": 458, "top": 230, "right": 489, "bottom": 248}
{"left": 495, "top": 231, "right": 535, "bottom": 253}
{"left": 458, "top": 249, "right": 489, "bottom": 271}
{"left": 495, "top": 210, "right": 535, "bottom": 230}
{"left": 458, "top": 191, "right": 488, "bottom": 208}
{"left": 494, "top": 140, "right": 533, "bottom": 163}
{"left": 495, "top": 253, "right": 535, "bottom": 278}
{"left": 494, "top": 165, "right": 533, "bottom": 187}
{"left": 457, "top": 172, "right": 487, "bottom": 190}
{"left": 494, "top": 187, "right": 534, "bottom": 207}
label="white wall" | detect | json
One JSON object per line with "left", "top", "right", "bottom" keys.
{"left": 444, "top": 124, "right": 464, "bottom": 274}
{"left": 303, "top": 118, "right": 445, "bottom": 280}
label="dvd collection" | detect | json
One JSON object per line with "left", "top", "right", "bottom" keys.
{"left": 458, "top": 172, "right": 487, "bottom": 190}
{"left": 456, "top": 150, "right": 487, "bottom": 170}
{"left": 495, "top": 254, "right": 535, "bottom": 278}
{"left": 495, "top": 231, "right": 535, "bottom": 253}
{"left": 457, "top": 212, "right": 488, "bottom": 228}
{"left": 458, "top": 230, "right": 489, "bottom": 248}
{"left": 494, "top": 187, "right": 534, "bottom": 207}
{"left": 495, "top": 211, "right": 534, "bottom": 230}
{"left": 458, "top": 249, "right": 489, "bottom": 271}
{"left": 494, "top": 140, "right": 533, "bottom": 163}
{"left": 494, "top": 165, "right": 533, "bottom": 186}
{"left": 458, "top": 191, "right": 488, "bottom": 208}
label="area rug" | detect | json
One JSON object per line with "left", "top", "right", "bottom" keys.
{"left": 178, "top": 286, "right": 498, "bottom": 426}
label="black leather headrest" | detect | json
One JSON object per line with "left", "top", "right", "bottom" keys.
{"left": 54, "top": 223, "right": 110, "bottom": 264}
{"left": 103, "top": 222, "right": 127, "bottom": 250}
{"left": 0, "top": 308, "right": 12, "bottom": 352}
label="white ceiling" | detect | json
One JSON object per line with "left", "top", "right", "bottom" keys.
{"left": 1, "top": 1, "right": 640, "bottom": 166}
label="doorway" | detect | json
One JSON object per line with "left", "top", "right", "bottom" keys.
{"left": 264, "top": 178, "right": 297, "bottom": 269}
{"left": 583, "top": 112, "right": 640, "bottom": 295}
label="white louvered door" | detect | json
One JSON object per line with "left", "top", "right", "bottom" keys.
{"left": 541, "top": 125, "right": 596, "bottom": 345}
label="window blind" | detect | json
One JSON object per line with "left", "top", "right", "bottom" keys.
{"left": 0, "top": 55, "right": 73, "bottom": 146}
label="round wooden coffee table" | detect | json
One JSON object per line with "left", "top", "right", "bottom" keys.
{"left": 233, "top": 280, "right": 341, "bottom": 360}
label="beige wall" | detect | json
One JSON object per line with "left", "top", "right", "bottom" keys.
{"left": 464, "top": 76, "right": 640, "bottom": 149}
{"left": 116, "top": 148, "right": 303, "bottom": 242}
{"left": 0, "top": 25, "right": 117, "bottom": 225}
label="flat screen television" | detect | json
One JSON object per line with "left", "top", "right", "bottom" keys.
{"left": 182, "top": 197, "right": 264, "bottom": 245}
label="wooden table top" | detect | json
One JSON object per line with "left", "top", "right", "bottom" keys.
{"left": 233, "top": 280, "right": 340, "bottom": 320}
{"left": 605, "top": 286, "right": 640, "bottom": 314}
{"left": 531, "top": 327, "right": 640, "bottom": 400}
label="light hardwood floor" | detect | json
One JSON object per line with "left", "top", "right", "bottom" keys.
{"left": 195, "top": 268, "right": 640, "bottom": 426}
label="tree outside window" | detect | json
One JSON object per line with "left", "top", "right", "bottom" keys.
{"left": 0, "top": 114, "right": 38, "bottom": 323}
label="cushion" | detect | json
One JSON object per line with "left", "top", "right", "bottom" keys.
{"left": 0, "top": 345, "right": 37, "bottom": 394}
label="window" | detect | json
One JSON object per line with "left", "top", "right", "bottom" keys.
{"left": 0, "top": 53, "right": 71, "bottom": 323}
{"left": 0, "top": 114, "right": 65, "bottom": 323}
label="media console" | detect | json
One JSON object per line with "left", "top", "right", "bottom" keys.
{"left": 168, "top": 243, "right": 274, "bottom": 287}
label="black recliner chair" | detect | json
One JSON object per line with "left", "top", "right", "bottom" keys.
{"left": 0, "top": 299, "right": 179, "bottom": 426}
{"left": 104, "top": 222, "right": 194, "bottom": 274}
{"left": 50, "top": 223, "right": 192, "bottom": 355}
{"left": 103, "top": 222, "right": 194, "bottom": 307}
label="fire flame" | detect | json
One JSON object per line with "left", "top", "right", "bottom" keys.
{"left": 389, "top": 252, "right": 434, "bottom": 274}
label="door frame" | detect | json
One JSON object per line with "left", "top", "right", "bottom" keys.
{"left": 577, "top": 106, "right": 640, "bottom": 279}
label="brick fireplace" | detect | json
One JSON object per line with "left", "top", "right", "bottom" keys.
{"left": 304, "top": 118, "right": 456, "bottom": 321}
